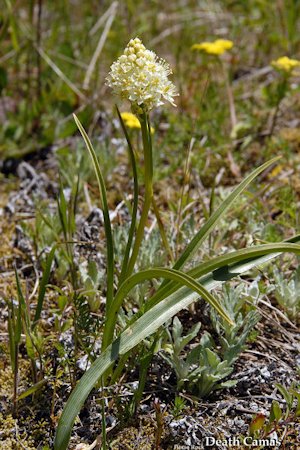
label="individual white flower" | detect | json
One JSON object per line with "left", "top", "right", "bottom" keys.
{"left": 106, "top": 37, "right": 178, "bottom": 112}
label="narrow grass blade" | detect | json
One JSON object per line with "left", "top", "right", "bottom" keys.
{"left": 15, "top": 268, "right": 36, "bottom": 359}
{"left": 14, "top": 267, "right": 27, "bottom": 337}
{"left": 36, "top": 46, "right": 86, "bottom": 100}
{"left": 73, "top": 114, "right": 114, "bottom": 307}
{"left": 37, "top": 209, "right": 60, "bottom": 239}
{"left": 33, "top": 246, "right": 56, "bottom": 327}
{"left": 4, "top": 0, "right": 19, "bottom": 50}
{"left": 100, "top": 377, "right": 107, "bottom": 449}
{"left": 116, "top": 106, "right": 139, "bottom": 285}
{"left": 37, "top": 209, "right": 70, "bottom": 263}
{"left": 18, "top": 379, "right": 47, "bottom": 400}
{"left": 152, "top": 197, "right": 174, "bottom": 263}
{"left": 175, "top": 138, "right": 194, "bottom": 258}
{"left": 68, "top": 174, "right": 80, "bottom": 237}
{"left": 83, "top": 1, "right": 117, "bottom": 89}
{"left": 172, "top": 156, "right": 281, "bottom": 271}
{"left": 57, "top": 183, "right": 68, "bottom": 242}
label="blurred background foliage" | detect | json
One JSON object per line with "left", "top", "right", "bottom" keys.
{"left": 1, "top": 0, "right": 300, "bottom": 159}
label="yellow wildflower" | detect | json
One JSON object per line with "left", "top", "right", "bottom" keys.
{"left": 191, "top": 39, "right": 233, "bottom": 56}
{"left": 121, "top": 111, "right": 154, "bottom": 133}
{"left": 268, "top": 164, "right": 283, "bottom": 179}
{"left": 121, "top": 112, "right": 141, "bottom": 129}
{"left": 271, "top": 56, "right": 300, "bottom": 73}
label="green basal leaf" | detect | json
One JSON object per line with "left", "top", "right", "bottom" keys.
{"left": 25, "top": 333, "right": 35, "bottom": 360}
{"left": 293, "top": 390, "right": 300, "bottom": 417}
{"left": 54, "top": 150, "right": 298, "bottom": 449}
{"left": 215, "top": 380, "right": 237, "bottom": 390}
{"left": 147, "top": 156, "right": 282, "bottom": 311}
{"left": 101, "top": 267, "right": 232, "bottom": 350}
{"left": 269, "top": 400, "right": 282, "bottom": 422}
{"left": 275, "top": 383, "right": 293, "bottom": 410}
{"left": 73, "top": 114, "right": 114, "bottom": 308}
{"left": 146, "top": 240, "right": 300, "bottom": 310}
{"left": 57, "top": 182, "right": 68, "bottom": 242}
{"left": 55, "top": 238, "right": 300, "bottom": 450}
{"left": 33, "top": 246, "right": 56, "bottom": 327}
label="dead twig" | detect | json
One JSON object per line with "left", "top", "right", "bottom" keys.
{"left": 35, "top": 46, "right": 86, "bottom": 100}
{"left": 83, "top": 2, "right": 118, "bottom": 90}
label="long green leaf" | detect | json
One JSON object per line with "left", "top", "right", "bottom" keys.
{"left": 101, "top": 267, "right": 233, "bottom": 350}
{"left": 57, "top": 181, "right": 68, "bottom": 243}
{"left": 18, "top": 379, "right": 47, "bottom": 400}
{"left": 4, "top": 0, "right": 19, "bottom": 50}
{"left": 33, "top": 246, "right": 56, "bottom": 327}
{"left": 173, "top": 156, "right": 280, "bottom": 269}
{"left": 73, "top": 114, "right": 114, "bottom": 308}
{"left": 159, "top": 156, "right": 281, "bottom": 293}
{"left": 116, "top": 106, "right": 139, "bottom": 285}
{"left": 37, "top": 209, "right": 71, "bottom": 263}
{"left": 15, "top": 268, "right": 37, "bottom": 361}
{"left": 54, "top": 238, "right": 300, "bottom": 450}
{"left": 106, "top": 241, "right": 300, "bottom": 377}
{"left": 146, "top": 239, "right": 300, "bottom": 311}
{"left": 14, "top": 267, "right": 27, "bottom": 338}
{"left": 55, "top": 271, "right": 223, "bottom": 449}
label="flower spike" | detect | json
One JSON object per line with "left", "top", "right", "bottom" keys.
{"left": 106, "top": 37, "right": 178, "bottom": 113}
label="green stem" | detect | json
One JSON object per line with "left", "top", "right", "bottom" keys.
{"left": 110, "top": 352, "right": 131, "bottom": 384}
{"left": 269, "top": 76, "right": 288, "bottom": 136}
{"left": 269, "top": 101, "right": 281, "bottom": 136}
{"left": 117, "top": 106, "right": 139, "bottom": 286}
{"left": 131, "top": 340, "right": 156, "bottom": 415}
{"left": 13, "top": 342, "right": 19, "bottom": 418}
{"left": 101, "top": 377, "right": 107, "bottom": 449}
{"left": 126, "top": 112, "right": 153, "bottom": 277}
{"left": 101, "top": 113, "right": 153, "bottom": 353}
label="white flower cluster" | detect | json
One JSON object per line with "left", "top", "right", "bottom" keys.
{"left": 106, "top": 38, "right": 178, "bottom": 112}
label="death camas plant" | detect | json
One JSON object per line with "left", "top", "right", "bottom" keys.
{"left": 54, "top": 38, "right": 300, "bottom": 449}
